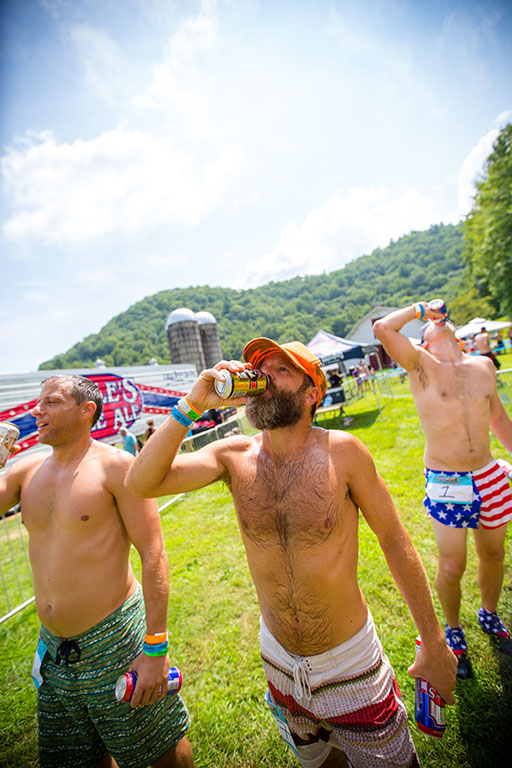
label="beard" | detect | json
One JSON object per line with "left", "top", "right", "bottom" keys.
{"left": 245, "top": 380, "right": 309, "bottom": 430}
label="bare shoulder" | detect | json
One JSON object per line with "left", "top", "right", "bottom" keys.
{"left": 204, "top": 432, "right": 258, "bottom": 461}
{"left": 467, "top": 353, "right": 496, "bottom": 374}
{"left": 323, "top": 427, "right": 372, "bottom": 462}
{"left": 88, "top": 440, "right": 133, "bottom": 479}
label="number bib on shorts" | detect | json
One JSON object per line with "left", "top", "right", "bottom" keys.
{"left": 425, "top": 472, "right": 474, "bottom": 504}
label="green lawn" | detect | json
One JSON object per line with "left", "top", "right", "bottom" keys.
{"left": 1, "top": 362, "right": 512, "bottom": 767}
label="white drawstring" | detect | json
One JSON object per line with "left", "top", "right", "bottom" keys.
{"left": 292, "top": 658, "right": 312, "bottom": 702}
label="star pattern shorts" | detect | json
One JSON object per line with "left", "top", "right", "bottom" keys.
{"left": 424, "top": 460, "right": 512, "bottom": 530}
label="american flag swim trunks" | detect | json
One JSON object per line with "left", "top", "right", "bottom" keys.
{"left": 424, "top": 459, "right": 512, "bottom": 530}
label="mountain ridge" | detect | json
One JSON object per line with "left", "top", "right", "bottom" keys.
{"left": 40, "top": 222, "right": 468, "bottom": 369}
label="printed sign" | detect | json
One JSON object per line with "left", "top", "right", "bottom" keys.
{"left": 0, "top": 374, "right": 186, "bottom": 456}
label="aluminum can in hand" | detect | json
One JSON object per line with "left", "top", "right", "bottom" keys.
{"left": 414, "top": 636, "right": 446, "bottom": 738}
{"left": 0, "top": 422, "right": 20, "bottom": 469}
{"left": 115, "top": 666, "right": 182, "bottom": 702}
{"left": 427, "top": 299, "right": 448, "bottom": 322}
{"left": 214, "top": 369, "right": 270, "bottom": 399}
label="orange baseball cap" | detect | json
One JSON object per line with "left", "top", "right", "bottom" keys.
{"left": 243, "top": 337, "right": 327, "bottom": 408}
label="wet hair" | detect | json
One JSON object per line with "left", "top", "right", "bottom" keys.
{"left": 42, "top": 375, "right": 103, "bottom": 427}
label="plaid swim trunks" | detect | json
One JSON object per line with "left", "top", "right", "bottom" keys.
{"left": 37, "top": 585, "right": 190, "bottom": 768}
{"left": 424, "top": 459, "right": 512, "bottom": 530}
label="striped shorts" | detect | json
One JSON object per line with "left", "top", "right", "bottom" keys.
{"left": 260, "top": 611, "right": 419, "bottom": 768}
{"left": 37, "top": 585, "right": 190, "bottom": 768}
{"left": 424, "top": 459, "right": 512, "bottom": 530}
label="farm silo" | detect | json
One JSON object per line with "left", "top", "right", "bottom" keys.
{"left": 166, "top": 307, "right": 205, "bottom": 374}
{"left": 196, "top": 311, "right": 223, "bottom": 369}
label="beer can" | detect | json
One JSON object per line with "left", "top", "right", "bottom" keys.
{"left": 427, "top": 299, "right": 448, "bottom": 322}
{"left": 414, "top": 636, "right": 446, "bottom": 738}
{"left": 214, "top": 369, "right": 270, "bottom": 399}
{"left": 115, "top": 666, "right": 182, "bottom": 703}
{"left": 0, "top": 422, "right": 20, "bottom": 470}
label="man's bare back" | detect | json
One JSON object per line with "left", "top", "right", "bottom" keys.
{"left": 222, "top": 428, "right": 365, "bottom": 654}
{"left": 18, "top": 441, "right": 136, "bottom": 636}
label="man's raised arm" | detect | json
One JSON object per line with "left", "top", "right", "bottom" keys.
{"left": 373, "top": 301, "right": 445, "bottom": 372}
{"left": 125, "top": 361, "right": 248, "bottom": 498}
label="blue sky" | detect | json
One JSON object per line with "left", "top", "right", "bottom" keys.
{"left": 1, "top": 0, "right": 511, "bottom": 374}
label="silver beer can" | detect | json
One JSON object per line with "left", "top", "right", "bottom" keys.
{"left": 0, "top": 422, "right": 20, "bottom": 469}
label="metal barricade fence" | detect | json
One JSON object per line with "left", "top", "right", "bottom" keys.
{"left": 373, "top": 365, "right": 512, "bottom": 403}
{"left": 0, "top": 505, "right": 34, "bottom": 625}
{"left": 497, "top": 367, "right": 512, "bottom": 404}
{"left": 179, "top": 418, "right": 244, "bottom": 453}
{"left": 374, "top": 370, "right": 396, "bottom": 398}
{"left": 0, "top": 416, "right": 245, "bottom": 625}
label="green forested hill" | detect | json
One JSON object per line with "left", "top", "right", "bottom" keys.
{"left": 40, "top": 222, "right": 474, "bottom": 369}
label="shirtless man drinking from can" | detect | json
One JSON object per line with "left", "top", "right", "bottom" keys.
{"left": 0, "top": 375, "right": 192, "bottom": 768}
{"left": 126, "top": 338, "right": 456, "bottom": 768}
{"left": 374, "top": 303, "right": 512, "bottom": 679}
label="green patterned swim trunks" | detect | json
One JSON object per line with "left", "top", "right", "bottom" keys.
{"left": 37, "top": 585, "right": 190, "bottom": 768}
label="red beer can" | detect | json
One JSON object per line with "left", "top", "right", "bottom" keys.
{"left": 115, "top": 667, "right": 182, "bottom": 703}
{"left": 427, "top": 299, "right": 448, "bottom": 322}
{"left": 414, "top": 636, "right": 446, "bottom": 738}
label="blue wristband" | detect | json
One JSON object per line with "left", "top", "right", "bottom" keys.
{"left": 143, "top": 641, "right": 169, "bottom": 657}
{"left": 415, "top": 303, "right": 426, "bottom": 320}
{"left": 171, "top": 406, "right": 193, "bottom": 428}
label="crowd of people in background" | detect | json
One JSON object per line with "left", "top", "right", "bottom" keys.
{"left": 327, "top": 361, "right": 376, "bottom": 396}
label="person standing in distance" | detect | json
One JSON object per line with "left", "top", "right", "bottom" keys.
{"left": 119, "top": 425, "right": 138, "bottom": 455}
{"left": 125, "top": 339, "right": 456, "bottom": 768}
{"left": 374, "top": 302, "right": 512, "bottom": 679}
{"left": 0, "top": 375, "right": 193, "bottom": 768}
{"left": 474, "top": 326, "right": 501, "bottom": 369}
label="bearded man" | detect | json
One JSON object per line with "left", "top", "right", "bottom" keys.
{"left": 126, "top": 338, "right": 456, "bottom": 768}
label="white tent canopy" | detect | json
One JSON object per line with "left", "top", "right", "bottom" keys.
{"left": 455, "top": 317, "right": 511, "bottom": 339}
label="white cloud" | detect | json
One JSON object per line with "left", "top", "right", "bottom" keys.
{"left": 495, "top": 109, "right": 512, "bottom": 126}
{"left": 457, "top": 128, "right": 499, "bottom": 215}
{"left": 70, "top": 24, "right": 126, "bottom": 105}
{"left": 130, "top": 2, "right": 217, "bottom": 127}
{"left": 234, "top": 185, "right": 444, "bottom": 288}
{"left": 2, "top": 127, "right": 243, "bottom": 243}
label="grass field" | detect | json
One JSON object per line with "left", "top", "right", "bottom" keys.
{"left": 1, "top": 359, "right": 512, "bottom": 767}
